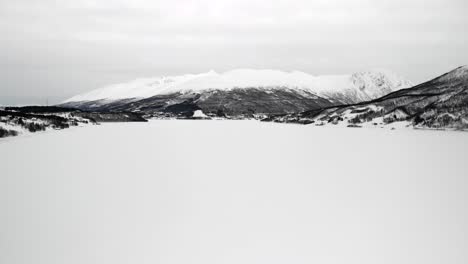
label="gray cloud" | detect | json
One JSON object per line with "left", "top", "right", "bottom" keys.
{"left": 1, "top": 0, "right": 467, "bottom": 103}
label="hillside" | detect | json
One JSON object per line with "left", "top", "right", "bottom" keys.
{"left": 264, "top": 66, "right": 468, "bottom": 130}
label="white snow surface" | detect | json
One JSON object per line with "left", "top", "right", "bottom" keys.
{"left": 64, "top": 69, "right": 413, "bottom": 103}
{"left": 192, "top": 110, "right": 208, "bottom": 118}
{"left": 1, "top": 120, "right": 468, "bottom": 264}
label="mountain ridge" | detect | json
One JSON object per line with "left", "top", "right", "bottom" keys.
{"left": 64, "top": 68, "right": 412, "bottom": 103}
{"left": 263, "top": 66, "right": 468, "bottom": 130}
{"left": 62, "top": 68, "right": 412, "bottom": 117}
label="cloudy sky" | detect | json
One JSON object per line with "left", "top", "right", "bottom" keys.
{"left": 1, "top": 0, "right": 467, "bottom": 104}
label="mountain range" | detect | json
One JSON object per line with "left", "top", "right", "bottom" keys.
{"left": 61, "top": 69, "right": 413, "bottom": 117}
{"left": 59, "top": 66, "right": 468, "bottom": 130}
{"left": 265, "top": 66, "right": 468, "bottom": 130}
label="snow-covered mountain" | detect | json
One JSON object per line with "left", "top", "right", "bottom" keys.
{"left": 265, "top": 66, "right": 468, "bottom": 130}
{"left": 65, "top": 69, "right": 412, "bottom": 103}
{"left": 62, "top": 69, "right": 412, "bottom": 117}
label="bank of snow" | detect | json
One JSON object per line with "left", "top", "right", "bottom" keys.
{"left": 192, "top": 110, "right": 208, "bottom": 118}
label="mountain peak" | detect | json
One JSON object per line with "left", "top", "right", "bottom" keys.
{"left": 350, "top": 70, "right": 413, "bottom": 97}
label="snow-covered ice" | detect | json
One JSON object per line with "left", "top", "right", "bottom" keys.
{"left": 1, "top": 121, "right": 468, "bottom": 264}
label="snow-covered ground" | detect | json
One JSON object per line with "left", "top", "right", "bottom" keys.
{"left": 1, "top": 120, "right": 468, "bottom": 264}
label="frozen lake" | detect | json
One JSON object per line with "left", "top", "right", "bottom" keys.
{"left": 1, "top": 120, "right": 468, "bottom": 264}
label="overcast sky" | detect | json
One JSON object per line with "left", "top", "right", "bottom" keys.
{"left": 1, "top": 0, "right": 467, "bottom": 103}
